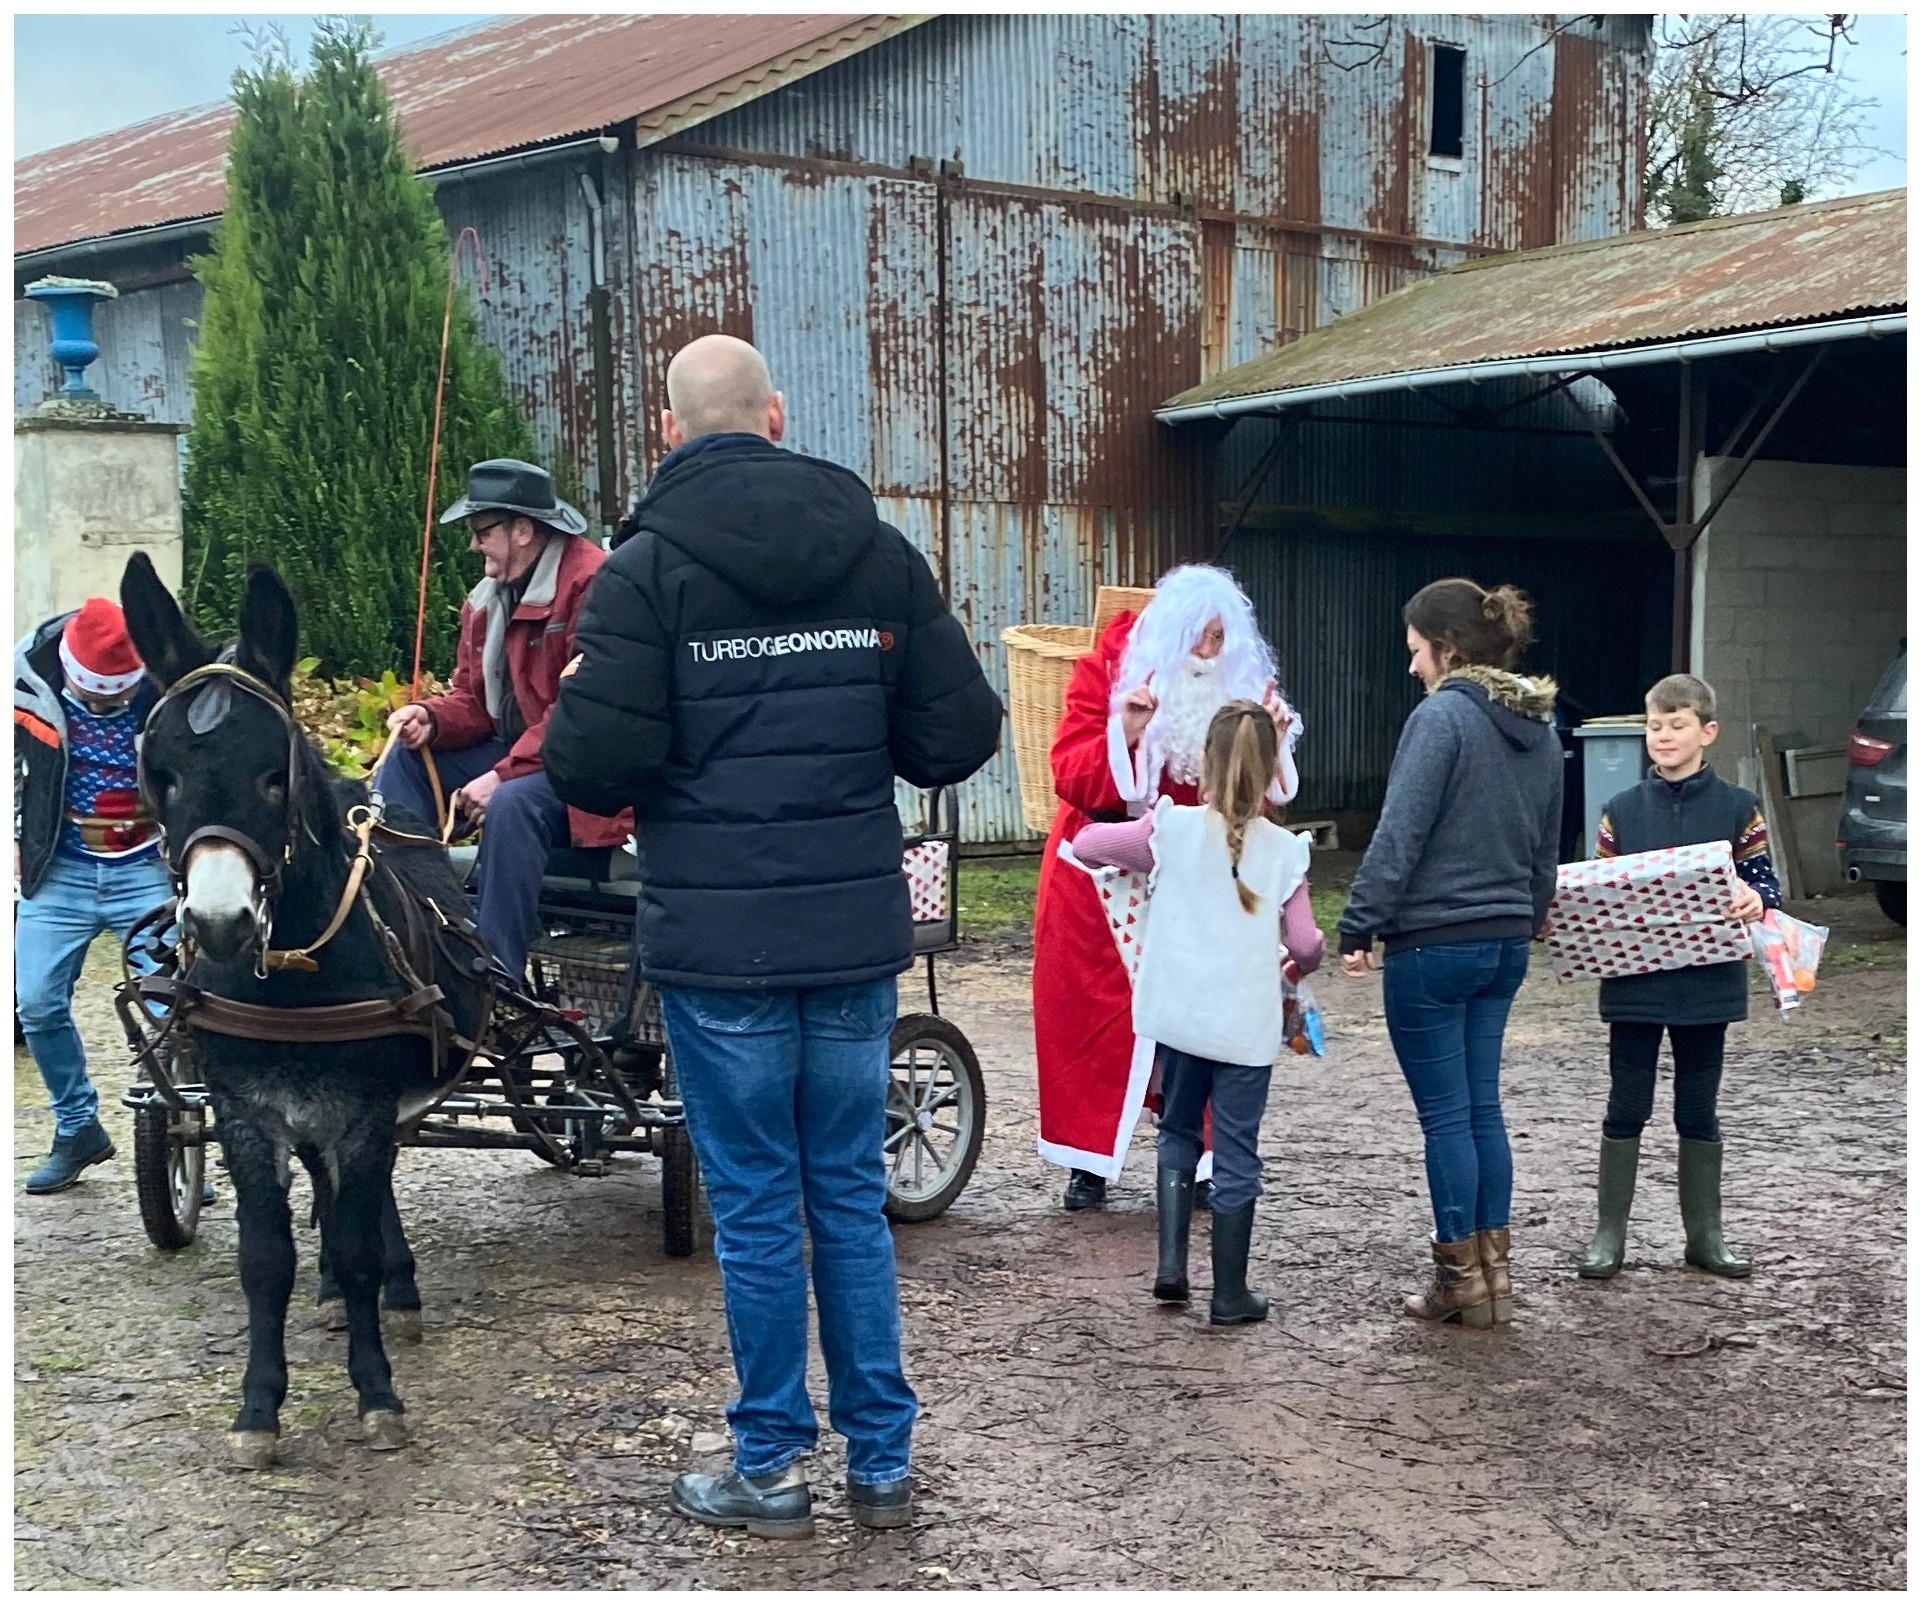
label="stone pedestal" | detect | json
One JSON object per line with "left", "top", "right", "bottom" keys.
{"left": 14, "top": 412, "right": 187, "bottom": 627}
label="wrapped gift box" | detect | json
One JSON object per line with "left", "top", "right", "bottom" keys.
{"left": 1547, "top": 840, "right": 1752, "bottom": 983}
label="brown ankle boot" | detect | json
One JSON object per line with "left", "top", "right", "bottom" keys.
{"left": 1475, "top": 1227, "right": 1511, "bottom": 1325}
{"left": 1402, "top": 1235, "right": 1493, "bottom": 1327}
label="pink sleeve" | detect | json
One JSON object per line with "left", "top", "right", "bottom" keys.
{"left": 1281, "top": 882, "right": 1325, "bottom": 975}
{"left": 1071, "top": 813, "right": 1157, "bottom": 875}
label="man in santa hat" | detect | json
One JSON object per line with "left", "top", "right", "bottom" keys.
{"left": 1034, "top": 564, "right": 1302, "bottom": 1210}
{"left": 14, "top": 598, "right": 174, "bottom": 1194}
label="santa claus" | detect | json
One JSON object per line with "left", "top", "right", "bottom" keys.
{"left": 1033, "top": 564, "right": 1302, "bottom": 1210}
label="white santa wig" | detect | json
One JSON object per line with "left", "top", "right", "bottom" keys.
{"left": 1108, "top": 563, "right": 1303, "bottom": 806}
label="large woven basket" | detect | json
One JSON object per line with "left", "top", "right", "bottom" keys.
{"left": 1001, "top": 624, "right": 1094, "bottom": 835}
{"left": 1093, "top": 585, "right": 1155, "bottom": 636}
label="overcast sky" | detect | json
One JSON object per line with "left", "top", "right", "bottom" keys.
{"left": 12, "top": 10, "right": 1909, "bottom": 195}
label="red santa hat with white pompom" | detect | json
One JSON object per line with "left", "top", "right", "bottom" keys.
{"left": 59, "top": 598, "right": 146, "bottom": 698}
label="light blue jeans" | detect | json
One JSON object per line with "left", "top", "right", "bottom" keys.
{"left": 16, "top": 853, "right": 174, "bottom": 1135}
{"left": 659, "top": 979, "right": 917, "bottom": 1486}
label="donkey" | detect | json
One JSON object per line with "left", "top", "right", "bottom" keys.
{"left": 121, "top": 553, "right": 489, "bottom": 1468}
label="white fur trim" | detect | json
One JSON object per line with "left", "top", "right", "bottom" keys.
{"left": 58, "top": 636, "right": 142, "bottom": 697}
{"left": 1036, "top": 1030, "right": 1158, "bottom": 1181}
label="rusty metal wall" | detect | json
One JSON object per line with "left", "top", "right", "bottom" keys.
{"left": 689, "top": 13, "right": 1647, "bottom": 244}
{"left": 437, "top": 163, "right": 612, "bottom": 521}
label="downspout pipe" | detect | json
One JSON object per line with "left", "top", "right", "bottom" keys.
{"left": 577, "top": 164, "right": 621, "bottom": 536}
{"left": 1154, "top": 314, "right": 1907, "bottom": 425}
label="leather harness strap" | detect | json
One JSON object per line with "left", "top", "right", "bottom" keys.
{"left": 137, "top": 974, "right": 446, "bottom": 1045}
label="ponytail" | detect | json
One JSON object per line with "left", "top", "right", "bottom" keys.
{"left": 1200, "top": 700, "right": 1279, "bottom": 914}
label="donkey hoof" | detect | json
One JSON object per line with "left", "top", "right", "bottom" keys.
{"left": 360, "top": 1409, "right": 408, "bottom": 1451}
{"left": 229, "top": 1430, "right": 279, "bottom": 1470}
{"left": 316, "top": 1300, "right": 348, "bottom": 1332}
{"left": 384, "top": 1307, "right": 423, "bottom": 1344}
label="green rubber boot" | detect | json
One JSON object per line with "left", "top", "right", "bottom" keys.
{"left": 1577, "top": 1136, "right": 1640, "bottom": 1280}
{"left": 1679, "top": 1138, "right": 1751, "bottom": 1278}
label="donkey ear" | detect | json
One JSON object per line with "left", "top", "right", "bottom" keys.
{"left": 234, "top": 565, "right": 300, "bottom": 699}
{"left": 120, "top": 552, "right": 213, "bottom": 690}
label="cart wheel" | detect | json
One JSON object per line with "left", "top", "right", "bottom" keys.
{"left": 884, "top": 1015, "right": 985, "bottom": 1223}
{"left": 134, "top": 1103, "right": 205, "bottom": 1250}
{"left": 659, "top": 1050, "right": 698, "bottom": 1258}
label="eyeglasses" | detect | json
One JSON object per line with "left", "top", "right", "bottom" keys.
{"left": 469, "top": 516, "right": 511, "bottom": 539}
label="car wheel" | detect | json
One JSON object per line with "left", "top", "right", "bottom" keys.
{"left": 1872, "top": 879, "right": 1906, "bottom": 927}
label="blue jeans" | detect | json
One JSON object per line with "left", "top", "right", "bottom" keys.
{"left": 16, "top": 853, "right": 175, "bottom": 1135}
{"left": 1382, "top": 938, "right": 1530, "bottom": 1243}
{"left": 659, "top": 979, "right": 916, "bottom": 1487}
{"left": 373, "top": 739, "right": 568, "bottom": 984}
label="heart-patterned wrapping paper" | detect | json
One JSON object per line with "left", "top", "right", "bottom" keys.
{"left": 1546, "top": 840, "right": 1751, "bottom": 983}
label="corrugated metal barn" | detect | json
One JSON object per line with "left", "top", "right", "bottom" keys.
{"left": 14, "top": 12, "right": 1652, "bottom": 840}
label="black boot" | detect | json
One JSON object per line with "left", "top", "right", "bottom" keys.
{"left": 671, "top": 1465, "right": 815, "bottom": 1539}
{"left": 1153, "top": 1167, "right": 1194, "bottom": 1303}
{"left": 1208, "top": 1202, "right": 1268, "bottom": 1326}
{"left": 1063, "top": 1169, "right": 1107, "bottom": 1211}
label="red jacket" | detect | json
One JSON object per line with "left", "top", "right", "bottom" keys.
{"left": 424, "top": 533, "right": 632, "bottom": 850}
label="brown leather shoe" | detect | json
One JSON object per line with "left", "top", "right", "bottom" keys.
{"left": 1402, "top": 1234, "right": 1493, "bottom": 1328}
{"left": 1476, "top": 1227, "right": 1511, "bottom": 1325}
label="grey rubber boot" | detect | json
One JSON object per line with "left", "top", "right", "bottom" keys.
{"left": 1679, "top": 1138, "right": 1751, "bottom": 1278}
{"left": 1577, "top": 1135, "right": 1641, "bottom": 1280}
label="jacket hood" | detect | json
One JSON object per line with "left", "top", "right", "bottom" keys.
{"left": 638, "top": 437, "right": 882, "bottom": 607}
{"left": 1435, "top": 665, "right": 1560, "bottom": 752}
{"left": 14, "top": 612, "right": 73, "bottom": 724}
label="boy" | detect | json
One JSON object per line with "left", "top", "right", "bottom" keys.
{"left": 1577, "top": 673, "right": 1781, "bottom": 1281}
{"left": 14, "top": 599, "right": 173, "bottom": 1194}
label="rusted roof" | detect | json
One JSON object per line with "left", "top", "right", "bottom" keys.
{"left": 15, "top": 13, "right": 926, "bottom": 257}
{"left": 1161, "top": 189, "right": 1908, "bottom": 415}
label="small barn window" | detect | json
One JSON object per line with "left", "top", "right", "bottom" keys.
{"left": 1429, "top": 44, "right": 1466, "bottom": 159}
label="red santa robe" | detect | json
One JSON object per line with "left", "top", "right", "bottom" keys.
{"left": 1032, "top": 611, "right": 1201, "bottom": 1178}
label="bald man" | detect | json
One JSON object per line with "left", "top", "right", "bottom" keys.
{"left": 547, "top": 336, "right": 1002, "bottom": 1538}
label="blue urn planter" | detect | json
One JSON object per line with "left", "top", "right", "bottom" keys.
{"left": 26, "top": 276, "right": 119, "bottom": 401}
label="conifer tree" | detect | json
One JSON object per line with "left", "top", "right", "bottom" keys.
{"left": 183, "top": 20, "right": 542, "bottom": 677}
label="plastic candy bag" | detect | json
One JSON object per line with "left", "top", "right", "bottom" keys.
{"left": 1282, "top": 968, "right": 1326, "bottom": 1057}
{"left": 1748, "top": 909, "right": 1829, "bottom": 1015}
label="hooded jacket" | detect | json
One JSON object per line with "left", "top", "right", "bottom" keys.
{"left": 1339, "top": 665, "right": 1564, "bottom": 957}
{"left": 13, "top": 613, "right": 160, "bottom": 900}
{"left": 543, "top": 435, "right": 1004, "bottom": 989}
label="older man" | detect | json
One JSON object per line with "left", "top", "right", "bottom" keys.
{"left": 546, "top": 335, "right": 1002, "bottom": 1538}
{"left": 376, "top": 458, "right": 631, "bottom": 984}
{"left": 1035, "top": 564, "right": 1304, "bottom": 1211}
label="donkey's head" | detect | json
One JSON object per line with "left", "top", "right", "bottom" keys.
{"left": 121, "top": 554, "right": 314, "bottom": 964}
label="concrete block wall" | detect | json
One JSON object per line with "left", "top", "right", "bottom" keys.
{"left": 1690, "top": 456, "right": 1906, "bottom": 894}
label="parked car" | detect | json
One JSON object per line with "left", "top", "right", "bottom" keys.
{"left": 1838, "top": 646, "right": 1906, "bottom": 926}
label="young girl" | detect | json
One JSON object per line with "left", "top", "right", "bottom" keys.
{"left": 1073, "top": 701, "right": 1324, "bottom": 1326}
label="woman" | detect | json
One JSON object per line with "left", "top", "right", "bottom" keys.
{"left": 1337, "top": 579, "right": 1563, "bottom": 1328}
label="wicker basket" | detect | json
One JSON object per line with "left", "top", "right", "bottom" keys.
{"left": 1093, "top": 585, "right": 1155, "bottom": 637}
{"left": 1001, "top": 623, "right": 1095, "bottom": 835}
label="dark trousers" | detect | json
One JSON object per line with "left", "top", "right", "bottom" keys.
{"left": 1156, "top": 1047, "right": 1272, "bottom": 1215}
{"left": 373, "top": 739, "right": 568, "bottom": 984}
{"left": 1604, "top": 1022, "right": 1726, "bottom": 1142}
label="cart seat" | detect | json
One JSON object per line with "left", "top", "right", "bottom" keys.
{"left": 443, "top": 841, "right": 642, "bottom": 900}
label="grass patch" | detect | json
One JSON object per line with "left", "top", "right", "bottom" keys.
{"left": 1824, "top": 939, "right": 1906, "bottom": 971}
{"left": 957, "top": 859, "right": 1351, "bottom": 945}
{"left": 957, "top": 861, "right": 1040, "bottom": 936}
{"left": 29, "top": 1351, "right": 92, "bottom": 1376}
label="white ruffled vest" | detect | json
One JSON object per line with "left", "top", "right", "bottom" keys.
{"left": 1132, "top": 798, "right": 1312, "bottom": 1068}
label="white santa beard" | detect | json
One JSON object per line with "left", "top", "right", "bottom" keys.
{"left": 1153, "top": 655, "right": 1229, "bottom": 785}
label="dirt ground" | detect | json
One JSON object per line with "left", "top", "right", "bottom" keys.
{"left": 15, "top": 880, "right": 1906, "bottom": 1589}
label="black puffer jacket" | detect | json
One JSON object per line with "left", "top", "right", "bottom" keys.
{"left": 545, "top": 437, "right": 1003, "bottom": 989}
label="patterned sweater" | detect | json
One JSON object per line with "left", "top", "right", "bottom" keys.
{"left": 58, "top": 695, "right": 159, "bottom": 862}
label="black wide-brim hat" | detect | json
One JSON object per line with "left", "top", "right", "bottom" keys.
{"left": 439, "top": 458, "right": 588, "bottom": 536}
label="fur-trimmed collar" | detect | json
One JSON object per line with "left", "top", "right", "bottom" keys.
{"left": 1434, "top": 664, "right": 1558, "bottom": 722}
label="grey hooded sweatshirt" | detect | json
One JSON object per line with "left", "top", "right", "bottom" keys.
{"left": 1338, "top": 666, "right": 1564, "bottom": 957}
